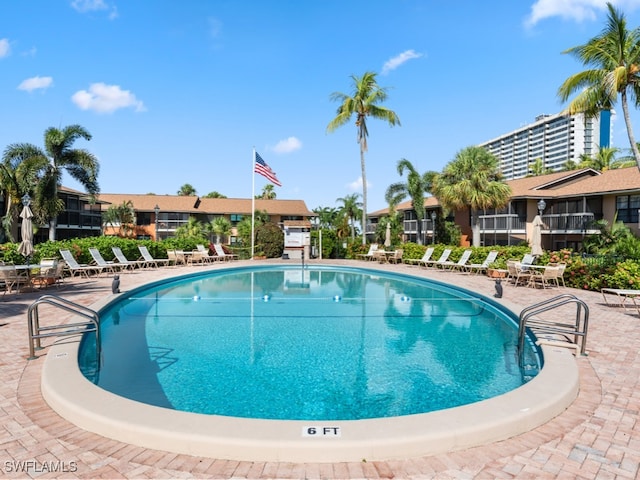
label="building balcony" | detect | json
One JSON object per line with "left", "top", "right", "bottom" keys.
{"left": 478, "top": 214, "right": 526, "bottom": 233}
{"left": 541, "top": 213, "right": 597, "bottom": 233}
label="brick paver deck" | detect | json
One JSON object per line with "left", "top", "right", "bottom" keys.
{"left": 1, "top": 259, "right": 638, "bottom": 479}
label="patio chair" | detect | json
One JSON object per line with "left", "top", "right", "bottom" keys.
{"left": 405, "top": 247, "right": 434, "bottom": 267}
{"left": 441, "top": 249, "right": 472, "bottom": 271}
{"left": 31, "top": 258, "right": 60, "bottom": 289}
{"left": 166, "top": 250, "right": 185, "bottom": 266}
{"left": 507, "top": 259, "right": 532, "bottom": 286}
{"left": 195, "top": 244, "right": 219, "bottom": 263}
{"left": 59, "top": 249, "right": 102, "bottom": 277}
{"left": 0, "top": 265, "right": 31, "bottom": 296}
{"left": 89, "top": 247, "right": 125, "bottom": 274}
{"left": 387, "top": 249, "right": 404, "bottom": 264}
{"left": 112, "top": 246, "right": 147, "bottom": 270}
{"left": 422, "top": 249, "right": 452, "bottom": 269}
{"left": 138, "top": 245, "right": 171, "bottom": 268}
{"left": 529, "top": 265, "right": 562, "bottom": 289}
{"left": 357, "top": 244, "right": 379, "bottom": 261}
{"left": 213, "top": 244, "right": 238, "bottom": 261}
{"left": 464, "top": 250, "right": 499, "bottom": 275}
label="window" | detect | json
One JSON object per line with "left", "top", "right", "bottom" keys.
{"left": 616, "top": 194, "right": 640, "bottom": 223}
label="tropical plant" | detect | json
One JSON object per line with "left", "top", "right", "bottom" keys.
{"left": 206, "top": 216, "right": 231, "bottom": 243}
{"left": 385, "top": 159, "right": 436, "bottom": 244}
{"left": 336, "top": 193, "right": 362, "bottom": 240}
{"left": 327, "top": 71, "right": 401, "bottom": 244}
{"left": 578, "top": 146, "right": 621, "bottom": 171}
{"left": 558, "top": 2, "right": 640, "bottom": 171}
{"left": 2, "top": 125, "right": 100, "bottom": 241}
{"left": 254, "top": 222, "right": 284, "bottom": 258}
{"left": 102, "top": 200, "right": 136, "bottom": 237}
{"left": 256, "top": 184, "right": 277, "bottom": 199}
{"left": 431, "top": 146, "right": 511, "bottom": 246}
{"left": 0, "top": 145, "right": 41, "bottom": 241}
{"left": 527, "top": 158, "right": 553, "bottom": 176}
{"left": 312, "top": 206, "right": 339, "bottom": 229}
{"left": 177, "top": 183, "right": 197, "bottom": 196}
{"left": 203, "top": 191, "right": 227, "bottom": 198}
{"left": 174, "top": 217, "right": 205, "bottom": 239}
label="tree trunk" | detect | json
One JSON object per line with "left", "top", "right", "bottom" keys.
{"left": 620, "top": 95, "right": 640, "bottom": 172}
{"left": 48, "top": 218, "right": 57, "bottom": 241}
{"left": 360, "top": 146, "right": 367, "bottom": 245}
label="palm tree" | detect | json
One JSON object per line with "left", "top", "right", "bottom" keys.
{"left": 385, "top": 159, "right": 437, "bottom": 245}
{"left": 210, "top": 216, "right": 231, "bottom": 243}
{"left": 336, "top": 193, "right": 362, "bottom": 240}
{"left": 312, "top": 206, "right": 339, "bottom": 229}
{"left": 558, "top": 2, "right": 640, "bottom": 171}
{"left": 578, "top": 146, "right": 621, "bottom": 171}
{"left": 431, "top": 146, "right": 511, "bottom": 246}
{"left": 177, "top": 183, "right": 196, "bottom": 196}
{"left": 0, "top": 145, "right": 42, "bottom": 241}
{"left": 203, "top": 191, "right": 227, "bottom": 198}
{"left": 174, "top": 216, "right": 204, "bottom": 238}
{"left": 2, "top": 125, "right": 100, "bottom": 241}
{"left": 327, "top": 71, "right": 401, "bottom": 244}
{"left": 256, "top": 184, "right": 276, "bottom": 199}
{"left": 102, "top": 200, "right": 136, "bottom": 237}
{"left": 527, "top": 158, "right": 553, "bottom": 176}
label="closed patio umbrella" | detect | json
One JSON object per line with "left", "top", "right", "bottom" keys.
{"left": 531, "top": 215, "right": 544, "bottom": 257}
{"left": 384, "top": 222, "right": 391, "bottom": 248}
{"left": 18, "top": 196, "right": 34, "bottom": 261}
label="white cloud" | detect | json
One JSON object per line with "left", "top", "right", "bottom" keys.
{"left": 271, "top": 136, "right": 302, "bottom": 154}
{"left": 18, "top": 76, "right": 53, "bottom": 92}
{"left": 71, "top": 83, "right": 145, "bottom": 113}
{"left": 348, "top": 177, "right": 371, "bottom": 192}
{"left": 525, "top": 0, "right": 640, "bottom": 27}
{"left": 70, "top": 0, "right": 118, "bottom": 19}
{"left": 381, "top": 49, "right": 423, "bottom": 75}
{"left": 0, "top": 38, "right": 10, "bottom": 58}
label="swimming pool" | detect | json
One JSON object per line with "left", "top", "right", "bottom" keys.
{"left": 79, "top": 265, "right": 541, "bottom": 421}
{"left": 41, "top": 262, "right": 579, "bottom": 462}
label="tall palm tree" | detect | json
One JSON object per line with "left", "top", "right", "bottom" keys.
{"left": 209, "top": 216, "right": 231, "bottom": 243}
{"left": 385, "top": 159, "right": 437, "bottom": 245}
{"left": 558, "top": 2, "right": 640, "bottom": 171}
{"left": 256, "top": 184, "right": 276, "bottom": 199}
{"left": 431, "top": 146, "right": 511, "bottom": 246}
{"left": 327, "top": 71, "right": 401, "bottom": 244}
{"left": 102, "top": 200, "right": 136, "bottom": 237}
{"left": 0, "top": 144, "right": 42, "bottom": 241}
{"left": 3, "top": 125, "right": 100, "bottom": 241}
{"left": 336, "top": 193, "right": 363, "bottom": 240}
{"left": 177, "top": 183, "right": 197, "bottom": 196}
{"left": 312, "top": 206, "right": 339, "bottom": 229}
{"left": 203, "top": 191, "right": 227, "bottom": 198}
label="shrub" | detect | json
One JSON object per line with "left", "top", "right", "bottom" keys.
{"left": 255, "top": 222, "right": 284, "bottom": 258}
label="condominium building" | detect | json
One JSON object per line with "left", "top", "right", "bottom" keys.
{"left": 479, "top": 110, "right": 611, "bottom": 180}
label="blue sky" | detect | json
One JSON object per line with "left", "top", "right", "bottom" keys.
{"left": 3, "top": 0, "right": 640, "bottom": 213}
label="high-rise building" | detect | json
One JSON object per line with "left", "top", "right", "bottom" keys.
{"left": 479, "top": 110, "right": 611, "bottom": 180}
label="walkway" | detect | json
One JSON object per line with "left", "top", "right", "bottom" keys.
{"left": 0, "top": 259, "right": 638, "bottom": 479}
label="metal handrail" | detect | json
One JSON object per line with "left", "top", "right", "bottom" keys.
{"left": 27, "top": 294, "right": 101, "bottom": 366}
{"left": 517, "top": 294, "right": 589, "bottom": 367}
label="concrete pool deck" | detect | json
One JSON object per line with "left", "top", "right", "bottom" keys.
{"left": 1, "top": 259, "right": 638, "bottom": 478}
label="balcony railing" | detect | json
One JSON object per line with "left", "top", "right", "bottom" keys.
{"left": 403, "top": 219, "right": 435, "bottom": 234}
{"left": 478, "top": 214, "right": 526, "bottom": 231}
{"left": 541, "top": 213, "right": 596, "bottom": 232}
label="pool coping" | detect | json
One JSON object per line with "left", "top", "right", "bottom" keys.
{"left": 40, "top": 266, "right": 580, "bottom": 463}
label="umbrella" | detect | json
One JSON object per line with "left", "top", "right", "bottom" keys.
{"left": 18, "top": 204, "right": 34, "bottom": 260}
{"left": 384, "top": 222, "right": 391, "bottom": 248}
{"left": 531, "top": 215, "right": 544, "bottom": 257}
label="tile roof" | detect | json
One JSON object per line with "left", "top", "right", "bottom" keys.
{"left": 96, "top": 193, "right": 316, "bottom": 216}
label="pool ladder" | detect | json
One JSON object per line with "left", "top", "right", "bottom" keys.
{"left": 517, "top": 294, "right": 589, "bottom": 367}
{"left": 27, "top": 294, "right": 101, "bottom": 366}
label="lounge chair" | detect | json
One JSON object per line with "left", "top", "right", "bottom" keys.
{"left": 601, "top": 288, "right": 640, "bottom": 314}
{"left": 213, "top": 244, "right": 238, "bottom": 261}
{"left": 422, "top": 249, "right": 452, "bottom": 269}
{"left": 441, "top": 249, "right": 472, "bottom": 271}
{"left": 112, "top": 246, "right": 147, "bottom": 270}
{"left": 357, "top": 244, "right": 379, "bottom": 261}
{"left": 195, "top": 244, "right": 219, "bottom": 263}
{"left": 89, "top": 247, "right": 125, "bottom": 274}
{"left": 405, "top": 247, "right": 434, "bottom": 267}
{"left": 138, "top": 245, "right": 171, "bottom": 268}
{"left": 464, "top": 250, "right": 499, "bottom": 275}
{"left": 59, "top": 249, "right": 102, "bottom": 277}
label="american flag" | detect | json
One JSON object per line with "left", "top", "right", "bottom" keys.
{"left": 254, "top": 152, "right": 282, "bottom": 186}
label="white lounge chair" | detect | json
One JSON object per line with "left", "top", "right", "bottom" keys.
{"left": 195, "top": 244, "right": 219, "bottom": 263}
{"left": 465, "top": 250, "right": 499, "bottom": 275}
{"left": 112, "top": 246, "right": 147, "bottom": 269}
{"left": 59, "top": 249, "right": 102, "bottom": 277}
{"left": 89, "top": 247, "right": 125, "bottom": 274}
{"left": 213, "top": 244, "right": 237, "bottom": 261}
{"left": 138, "top": 245, "right": 171, "bottom": 268}
{"left": 357, "top": 244, "right": 379, "bottom": 261}
{"left": 441, "top": 249, "right": 473, "bottom": 271}
{"left": 422, "top": 249, "right": 452, "bottom": 269}
{"left": 601, "top": 288, "right": 640, "bottom": 314}
{"left": 405, "top": 247, "right": 434, "bottom": 267}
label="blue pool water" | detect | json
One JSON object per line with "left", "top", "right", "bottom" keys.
{"left": 79, "top": 265, "right": 541, "bottom": 421}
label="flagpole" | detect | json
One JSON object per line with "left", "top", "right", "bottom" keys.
{"left": 251, "top": 147, "right": 256, "bottom": 259}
